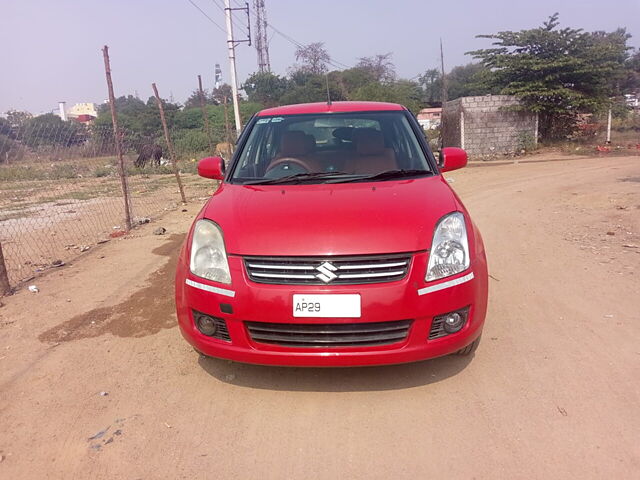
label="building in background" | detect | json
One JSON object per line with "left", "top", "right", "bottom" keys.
{"left": 416, "top": 107, "right": 442, "bottom": 130}
{"left": 66, "top": 103, "right": 98, "bottom": 123}
{"left": 442, "top": 95, "right": 538, "bottom": 157}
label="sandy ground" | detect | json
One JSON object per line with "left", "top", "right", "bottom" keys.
{"left": 0, "top": 155, "right": 638, "bottom": 479}
{"left": 0, "top": 171, "right": 213, "bottom": 286}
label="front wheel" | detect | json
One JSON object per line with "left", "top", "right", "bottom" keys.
{"left": 455, "top": 335, "right": 481, "bottom": 356}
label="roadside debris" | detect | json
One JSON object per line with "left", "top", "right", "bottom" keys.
{"left": 109, "top": 230, "right": 127, "bottom": 238}
{"left": 99, "top": 391, "right": 109, "bottom": 396}
{"left": 557, "top": 406, "right": 568, "bottom": 416}
{"left": 96, "top": 238, "right": 110, "bottom": 244}
{"left": 606, "top": 231, "right": 615, "bottom": 236}
{"left": 134, "top": 217, "right": 151, "bottom": 225}
{"left": 51, "top": 260, "right": 65, "bottom": 267}
{"left": 28, "top": 285, "right": 39, "bottom": 293}
{"left": 623, "top": 244, "right": 638, "bottom": 249}
{"left": 153, "top": 227, "right": 167, "bottom": 235}
{"left": 88, "top": 427, "right": 109, "bottom": 441}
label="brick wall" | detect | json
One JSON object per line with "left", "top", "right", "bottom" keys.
{"left": 442, "top": 95, "right": 537, "bottom": 157}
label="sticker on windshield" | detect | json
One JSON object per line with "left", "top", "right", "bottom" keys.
{"left": 256, "top": 118, "right": 271, "bottom": 124}
{"left": 271, "top": 117, "right": 284, "bottom": 123}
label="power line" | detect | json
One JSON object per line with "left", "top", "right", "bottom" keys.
{"left": 242, "top": 1, "right": 351, "bottom": 71}
{"left": 186, "top": 0, "right": 226, "bottom": 33}
{"left": 211, "top": 0, "right": 250, "bottom": 38}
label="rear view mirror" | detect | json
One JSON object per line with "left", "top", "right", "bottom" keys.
{"left": 198, "top": 156, "right": 225, "bottom": 180}
{"left": 440, "top": 147, "right": 468, "bottom": 173}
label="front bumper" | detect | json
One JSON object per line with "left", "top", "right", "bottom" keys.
{"left": 175, "top": 252, "right": 488, "bottom": 367}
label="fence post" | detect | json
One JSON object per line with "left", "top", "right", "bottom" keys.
{"left": 102, "top": 45, "right": 133, "bottom": 231}
{"left": 152, "top": 83, "right": 187, "bottom": 204}
{"left": 198, "top": 75, "right": 214, "bottom": 153}
{"left": 0, "top": 241, "right": 10, "bottom": 296}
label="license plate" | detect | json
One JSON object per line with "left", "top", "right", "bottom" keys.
{"left": 293, "top": 294, "right": 361, "bottom": 318}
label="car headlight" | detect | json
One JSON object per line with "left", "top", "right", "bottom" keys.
{"left": 425, "top": 212, "right": 470, "bottom": 281}
{"left": 189, "top": 219, "right": 231, "bottom": 284}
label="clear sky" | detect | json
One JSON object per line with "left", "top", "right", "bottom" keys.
{"left": 1, "top": 0, "right": 638, "bottom": 114}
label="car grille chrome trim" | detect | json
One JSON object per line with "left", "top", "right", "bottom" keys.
{"left": 246, "top": 319, "right": 413, "bottom": 348}
{"left": 251, "top": 272, "right": 316, "bottom": 279}
{"left": 337, "top": 270, "right": 406, "bottom": 279}
{"left": 243, "top": 253, "right": 412, "bottom": 285}
{"left": 246, "top": 263, "right": 315, "bottom": 270}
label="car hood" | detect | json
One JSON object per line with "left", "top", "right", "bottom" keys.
{"left": 202, "top": 176, "right": 458, "bottom": 256}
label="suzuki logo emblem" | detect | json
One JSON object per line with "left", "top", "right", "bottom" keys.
{"left": 315, "top": 261, "right": 338, "bottom": 283}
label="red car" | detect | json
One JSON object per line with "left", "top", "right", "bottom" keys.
{"left": 175, "top": 101, "right": 488, "bottom": 366}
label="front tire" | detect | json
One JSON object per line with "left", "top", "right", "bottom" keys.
{"left": 455, "top": 335, "right": 481, "bottom": 356}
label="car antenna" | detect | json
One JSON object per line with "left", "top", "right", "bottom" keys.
{"left": 325, "top": 74, "right": 332, "bottom": 106}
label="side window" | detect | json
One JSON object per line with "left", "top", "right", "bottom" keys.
{"left": 387, "top": 117, "right": 423, "bottom": 169}
{"left": 236, "top": 123, "right": 276, "bottom": 176}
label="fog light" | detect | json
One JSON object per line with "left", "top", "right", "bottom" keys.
{"left": 195, "top": 312, "right": 218, "bottom": 336}
{"left": 442, "top": 312, "right": 465, "bottom": 333}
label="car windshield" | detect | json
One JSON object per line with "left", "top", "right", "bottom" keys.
{"left": 229, "top": 111, "right": 433, "bottom": 184}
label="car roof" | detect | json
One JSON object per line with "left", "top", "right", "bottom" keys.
{"left": 256, "top": 101, "right": 406, "bottom": 117}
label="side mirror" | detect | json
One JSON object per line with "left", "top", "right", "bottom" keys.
{"left": 440, "top": 147, "right": 468, "bottom": 173}
{"left": 198, "top": 156, "right": 225, "bottom": 180}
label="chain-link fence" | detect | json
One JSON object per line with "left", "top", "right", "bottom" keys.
{"left": 0, "top": 121, "right": 223, "bottom": 290}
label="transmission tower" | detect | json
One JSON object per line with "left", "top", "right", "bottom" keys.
{"left": 254, "top": 0, "right": 271, "bottom": 72}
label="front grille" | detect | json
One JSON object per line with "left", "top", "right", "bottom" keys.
{"left": 244, "top": 253, "right": 412, "bottom": 285}
{"left": 246, "top": 319, "right": 413, "bottom": 348}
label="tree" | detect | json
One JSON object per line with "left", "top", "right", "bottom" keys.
{"left": 22, "top": 113, "right": 85, "bottom": 148}
{"left": 243, "top": 72, "right": 289, "bottom": 106}
{"left": 279, "top": 75, "right": 345, "bottom": 105}
{"left": 212, "top": 84, "right": 233, "bottom": 104}
{"left": 469, "top": 14, "right": 631, "bottom": 139}
{"left": 621, "top": 49, "right": 640, "bottom": 94}
{"left": 294, "top": 42, "right": 331, "bottom": 75}
{"left": 94, "top": 95, "right": 180, "bottom": 139}
{"left": 356, "top": 53, "right": 396, "bottom": 83}
{"left": 352, "top": 79, "right": 423, "bottom": 113}
{"left": 332, "top": 67, "right": 377, "bottom": 98}
{"left": 447, "top": 63, "right": 497, "bottom": 100}
{"left": 419, "top": 68, "right": 442, "bottom": 105}
{"left": 183, "top": 89, "right": 217, "bottom": 109}
{"left": 5, "top": 110, "right": 32, "bottom": 128}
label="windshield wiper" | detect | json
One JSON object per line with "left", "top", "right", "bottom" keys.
{"left": 339, "top": 169, "right": 430, "bottom": 183}
{"left": 243, "top": 171, "right": 359, "bottom": 185}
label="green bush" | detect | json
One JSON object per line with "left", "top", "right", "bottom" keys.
{"left": 0, "top": 133, "right": 26, "bottom": 163}
{"left": 93, "top": 166, "right": 113, "bottom": 177}
{"left": 174, "top": 129, "right": 211, "bottom": 156}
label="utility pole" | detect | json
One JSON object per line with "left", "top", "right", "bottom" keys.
{"left": 439, "top": 38, "right": 448, "bottom": 150}
{"left": 254, "top": 0, "right": 271, "bottom": 72}
{"left": 224, "top": 0, "right": 250, "bottom": 136}
{"left": 440, "top": 38, "right": 448, "bottom": 105}
{"left": 198, "top": 74, "right": 214, "bottom": 152}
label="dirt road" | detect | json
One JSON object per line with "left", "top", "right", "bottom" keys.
{"left": 1, "top": 155, "right": 638, "bottom": 479}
